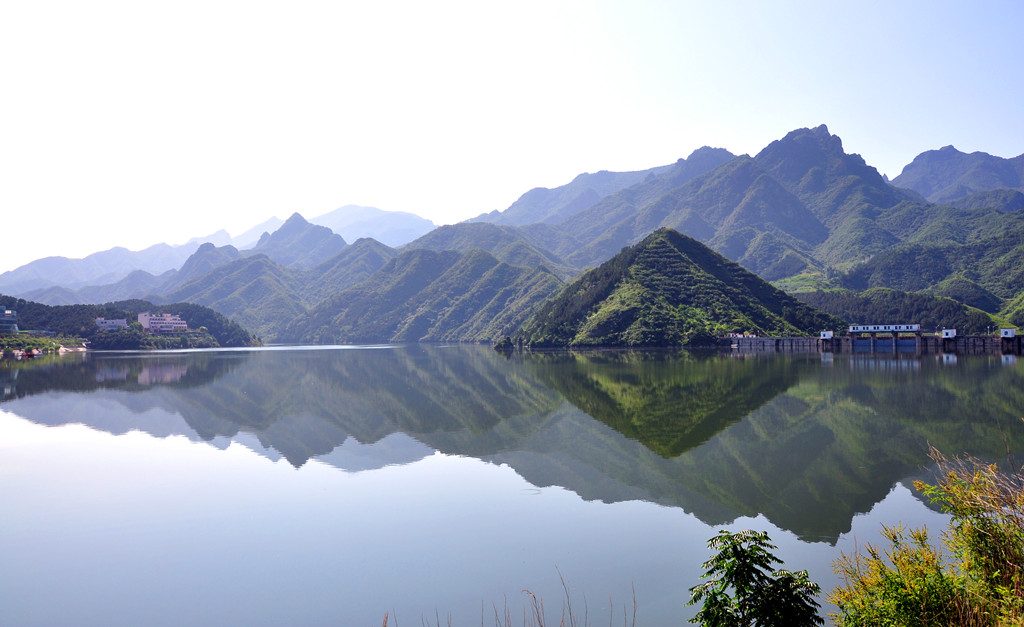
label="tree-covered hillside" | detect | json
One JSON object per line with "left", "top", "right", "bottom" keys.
{"left": 516, "top": 228, "right": 844, "bottom": 348}
{"left": 0, "top": 294, "right": 260, "bottom": 348}
{"left": 795, "top": 288, "right": 1000, "bottom": 334}
{"left": 278, "top": 248, "right": 564, "bottom": 344}
{"left": 404, "top": 222, "right": 578, "bottom": 280}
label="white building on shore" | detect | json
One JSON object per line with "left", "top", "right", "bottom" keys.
{"left": 95, "top": 317, "right": 128, "bottom": 332}
{"left": 138, "top": 312, "right": 188, "bottom": 334}
{"left": 0, "top": 306, "right": 18, "bottom": 334}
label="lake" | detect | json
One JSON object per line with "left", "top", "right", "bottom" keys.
{"left": 2, "top": 345, "right": 1022, "bottom": 625}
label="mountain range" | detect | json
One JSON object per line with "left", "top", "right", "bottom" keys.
{"left": 3, "top": 124, "right": 1022, "bottom": 342}
{"left": 0, "top": 205, "right": 434, "bottom": 296}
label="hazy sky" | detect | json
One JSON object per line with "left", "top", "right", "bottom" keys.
{"left": 2, "top": 1, "right": 1023, "bottom": 273}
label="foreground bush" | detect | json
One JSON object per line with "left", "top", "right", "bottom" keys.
{"left": 687, "top": 529, "right": 823, "bottom": 626}
{"left": 830, "top": 447, "right": 1024, "bottom": 626}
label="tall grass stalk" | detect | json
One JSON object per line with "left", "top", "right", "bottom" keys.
{"left": 381, "top": 575, "right": 637, "bottom": 627}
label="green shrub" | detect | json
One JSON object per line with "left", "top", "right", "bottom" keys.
{"left": 830, "top": 447, "right": 1024, "bottom": 626}
{"left": 687, "top": 529, "right": 823, "bottom": 626}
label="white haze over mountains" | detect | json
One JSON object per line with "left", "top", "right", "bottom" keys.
{"left": 0, "top": 206, "right": 435, "bottom": 295}
{"left": 2, "top": 2, "right": 1022, "bottom": 274}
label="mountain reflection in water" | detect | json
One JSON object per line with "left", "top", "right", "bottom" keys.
{"left": 3, "top": 345, "right": 1024, "bottom": 543}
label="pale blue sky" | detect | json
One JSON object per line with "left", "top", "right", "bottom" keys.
{"left": 2, "top": 1, "right": 1022, "bottom": 273}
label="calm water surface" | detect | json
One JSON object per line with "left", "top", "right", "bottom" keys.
{"left": 2, "top": 346, "right": 1022, "bottom": 625}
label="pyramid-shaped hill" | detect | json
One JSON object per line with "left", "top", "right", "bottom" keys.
{"left": 517, "top": 228, "right": 845, "bottom": 347}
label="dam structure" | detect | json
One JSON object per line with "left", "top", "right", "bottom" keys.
{"left": 730, "top": 325, "right": 1022, "bottom": 355}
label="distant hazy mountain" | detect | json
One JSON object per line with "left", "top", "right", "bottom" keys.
{"left": 0, "top": 205, "right": 431, "bottom": 297}
{"left": 472, "top": 147, "right": 734, "bottom": 227}
{"left": 0, "top": 242, "right": 203, "bottom": 295}
{"left": 517, "top": 228, "right": 843, "bottom": 347}
{"left": 247, "top": 213, "right": 347, "bottom": 269}
{"left": 187, "top": 229, "right": 234, "bottom": 247}
{"left": 231, "top": 217, "right": 285, "bottom": 249}
{"left": 308, "top": 205, "right": 435, "bottom": 247}
{"left": 41, "top": 241, "right": 249, "bottom": 310}
{"left": 892, "top": 145, "right": 1024, "bottom": 203}
{"left": 165, "top": 243, "right": 243, "bottom": 291}
{"left": 17, "top": 216, "right": 352, "bottom": 308}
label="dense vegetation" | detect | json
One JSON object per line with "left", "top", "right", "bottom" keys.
{"left": 688, "top": 530, "right": 822, "bottom": 626}
{"left": 279, "top": 248, "right": 564, "bottom": 344}
{"left": 0, "top": 334, "right": 84, "bottom": 354}
{"left": 0, "top": 294, "right": 259, "bottom": 349}
{"left": 517, "top": 228, "right": 844, "bottom": 347}
{"left": 795, "top": 288, "right": 1001, "bottom": 334}
{"left": 687, "top": 450, "right": 1024, "bottom": 626}
{"left": 831, "top": 449, "right": 1024, "bottom": 626}
{"left": 404, "top": 222, "right": 579, "bottom": 280}
{"left": 840, "top": 225, "right": 1024, "bottom": 304}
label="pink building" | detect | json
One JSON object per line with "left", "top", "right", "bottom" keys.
{"left": 138, "top": 312, "right": 188, "bottom": 334}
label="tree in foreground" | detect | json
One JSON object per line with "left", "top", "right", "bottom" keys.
{"left": 830, "top": 447, "right": 1024, "bottom": 626}
{"left": 687, "top": 529, "right": 823, "bottom": 626}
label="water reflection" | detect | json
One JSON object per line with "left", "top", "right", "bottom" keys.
{"left": 3, "top": 346, "right": 1023, "bottom": 543}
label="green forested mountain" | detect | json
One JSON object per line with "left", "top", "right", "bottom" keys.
{"left": 892, "top": 145, "right": 1024, "bottom": 203}
{"left": 157, "top": 254, "right": 306, "bottom": 340}
{"left": 279, "top": 247, "right": 563, "bottom": 344}
{"left": 840, "top": 224, "right": 1024, "bottom": 304}
{"left": 517, "top": 228, "right": 844, "bottom": 347}
{"left": 795, "top": 288, "right": 999, "bottom": 334}
{"left": 948, "top": 189, "right": 1024, "bottom": 213}
{"left": 159, "top": 238, "right": 400, "bottom": 339}
{"left": 499, "top": 125, "right": 927, "bottom": 281}
{"left": 299, "top": 237, "right": 398, "bottom": 305}
{"left": 164, "top": 242, "right": 242, "bottom": 291}
{"left": 1002, "top": 292, "right": 1024, "bottom": 327}
{"left": 19, "top": 226, "right": 560, "bottom": 344}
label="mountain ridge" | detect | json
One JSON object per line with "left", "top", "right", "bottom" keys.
{"left": 892, "top": 145, "right": 1024, "bottom": 203}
